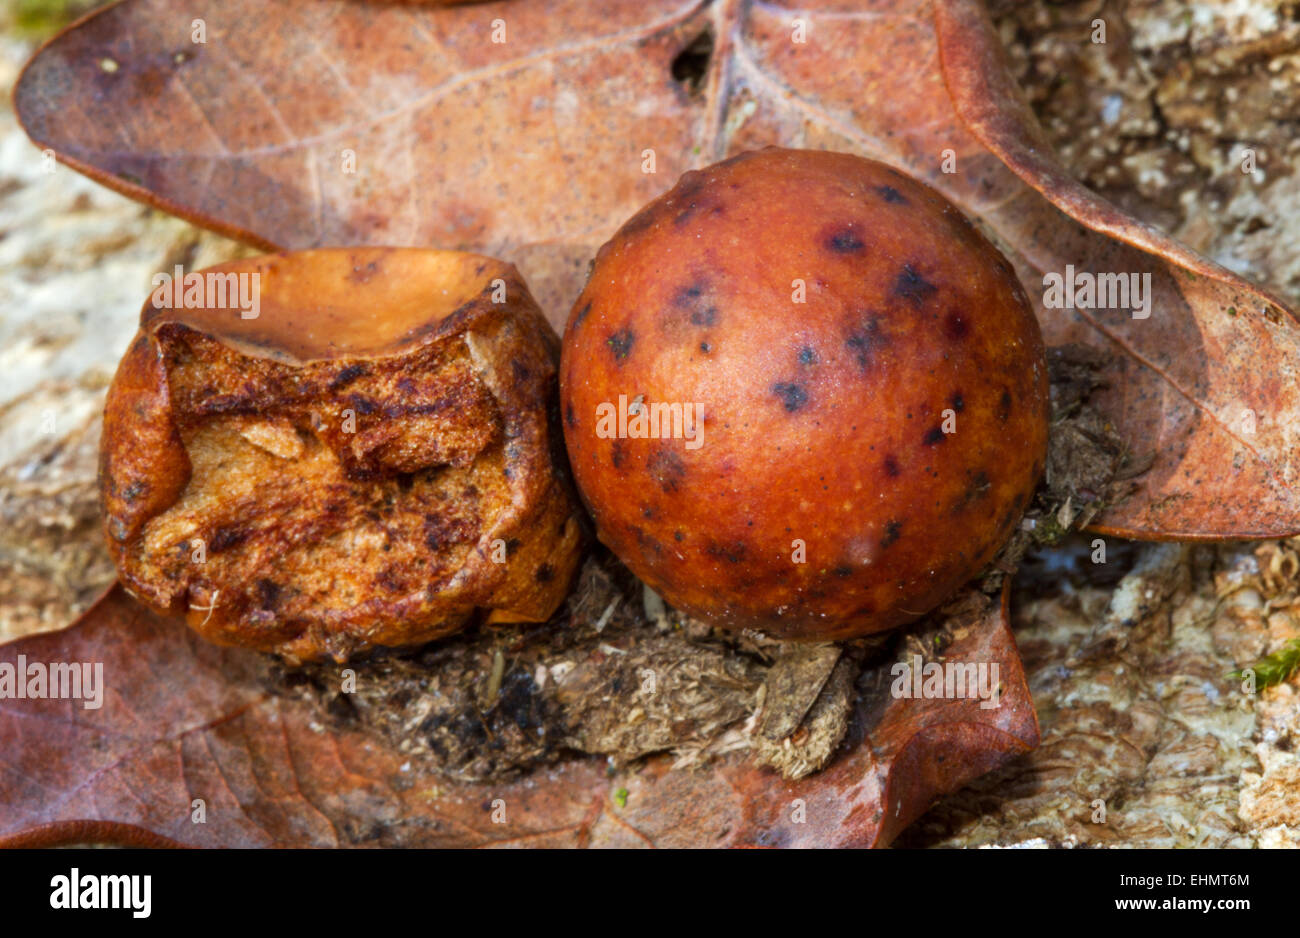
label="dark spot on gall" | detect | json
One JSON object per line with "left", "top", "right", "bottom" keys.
{"left": 893, "top": 263, "right": 938, "bottom": 306}
{"left": 674, "top": 282, "right": 704, "bottom": 304}
{"left": 953, "top": 469, "right": 991, "bottom": 513}
{"left": 882, "top": 520, "right": 903, "bottom": 548}
{"left": 535, "top": 563, "right": 554, "bottom": 583}
{"left": 772, "top": 382, "right": 809, "bottom": 412}
{"left": 675, "top": 200, "right": 721, "bottom": 228}
{"left": 706, "top": 541, "right": 747, "bottom": 564}
{"left": 798, "top": 346, "right": 818, "bottom": 365}
{"left": 573, "top": 301, "right": 592, "bottom": 329}
{"left": 672, "top": 281, "right": 719, "bottom": 327}
{"left": 944, "top": 311, "right": 969, "bottom": 340}
{"left": 845, "top": 313, "right": 886, "bottom": 370}
{"left": 631, "top": 525, "right": 665, "bottom": 558}
{"left": 607, "top": 329, "right": 634, "bottom": 361}
{"left": 833, "top": 565, "right": 853, "bottom": 577}
{"left": 875, "top": 185, "right": 908, "bottom": 204}
{"left": 950, "top": 392, "right": 964, "bottom": 412}
{"left": 646, "top": 447, "right": 686, "bottom": 493}
{"left": 884, "top": 455, "right": 901, "bottom": 478}
{"left": 998, "top": 389, "right": 1012, "bottom": 422}
{"left": 565, "top": 403, "right": 577, "bottom": 428}
{"left": 826, "top": 226, "right": 866, "bottom": 254}
{"left": 923, "top": 426, "right": 947, "bottom": 446}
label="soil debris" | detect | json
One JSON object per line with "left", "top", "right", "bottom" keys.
{"left": 981, "top": 343, "right": 1141, "bottom": 593}
{"left": 272, "top": 551, "right": 848, "bottom": 782}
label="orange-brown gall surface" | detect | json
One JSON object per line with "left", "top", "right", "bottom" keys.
{"left": 560, "top": 148, "right": 1049, "bottom": 640}
{"left": 102, "top": 248, "right": 584, "bottom": 662}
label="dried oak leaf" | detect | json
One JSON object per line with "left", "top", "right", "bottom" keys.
{"left": 15, "top": 0, "right": 1300, "bottom": 538}
{"left": 0, "top": 584, "right": 1033, "bottom": 847}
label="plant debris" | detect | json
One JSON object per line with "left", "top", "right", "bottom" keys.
{"left": 980, "top": 343, "right": 1142, "bottom": 593}
{"left": 269, "top": 548, "right": 907, "bottom": 783}
{"left": 757, "top": 644, "right": 843, "bottom": 741}
{"left": 753, "top": 656, "right": 858, "bottom": 780}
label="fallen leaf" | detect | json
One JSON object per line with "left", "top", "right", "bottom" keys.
{"left": 0, "top": 584, "right": 1034, "bottom": 847}
{"left": 18, "top": 0, "right": 1300, "bottom": 538}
